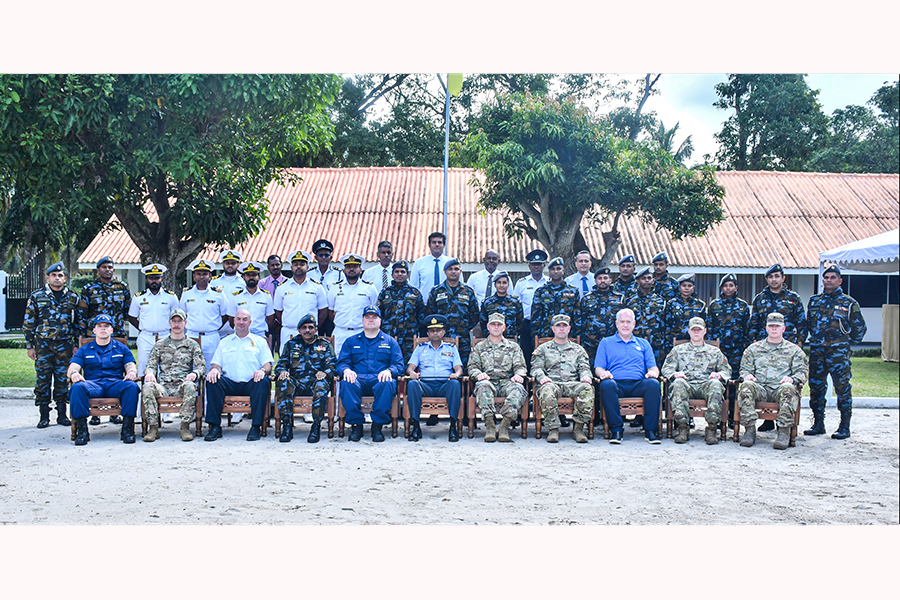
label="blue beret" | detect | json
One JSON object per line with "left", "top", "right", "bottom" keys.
{"left": 719, "top": 273, "right": 737, "bottom": 287}
{"left": 635, "top": 266, "right": 652, "bottom": 278}
{"left": 548, "top": 257, "right": 564, "bottom": 269}
{"left": 392, "top": 260, "right": 410, "bottom": 272}
{"left": 651, "top": 251, "right": 668, "bottom": 263}
{"left": 823, "top": 265, "right": 841, "bottom": 276}
{"left": 677, "top": 273, "right": 695, "bottom": 284}
{"left": 362, "top": 305, "right": 381, "bottom": 317}
{"left": 46, "top": 261, "right": 65, "bottom": 275}
{"left": 492, "top": 270, "right": 510, "bottom": 282}
{"left": 96, "top": 256, "right": 114, "bottom": 268}
{"left": 765, "top": 263, "right": 784, "bottom": 277}
{"left": 296, "top": 313, "right": 317, "bottom": 329}
{"left": 619, "top": 255, "right": 635, "bottom": 265}
{"left": 594, "top": 267, "right": 611, "bottom": 278}
{"left": 443, "top": 258, "right": 460, "bottom": 271}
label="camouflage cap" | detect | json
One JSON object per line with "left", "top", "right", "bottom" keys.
{"left": 169, "top": 308, "right": 187, "bottom": 320}
{"left": 688, "top": 316, "right": 706, "bottom": 329}
{"left": 487, "top": 312, "right": 506, "bottom": 325}
{"left": 551, "top": 314, "right": 571, "bottom": 326}
{"left": 766, "top": 312, "right": 785, "bottom": 325}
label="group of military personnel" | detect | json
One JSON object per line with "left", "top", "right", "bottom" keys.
{"left": 23, "top": 233, "right": 867, "bottom": 448}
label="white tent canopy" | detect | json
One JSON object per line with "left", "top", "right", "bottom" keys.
{"left": 819, "top": 228, "right": 899, "bottom": 274}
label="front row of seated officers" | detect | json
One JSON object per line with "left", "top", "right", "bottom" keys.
{"left": 66, "top": 304, "right": 806, "bottom": 450}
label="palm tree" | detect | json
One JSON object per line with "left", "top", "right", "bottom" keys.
{"left": 650, "top": 120, "right": 694, "bottom": 165}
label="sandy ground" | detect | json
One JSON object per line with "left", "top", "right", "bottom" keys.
{"left": 1, "top": 395, "right": 897, "bottom": 526}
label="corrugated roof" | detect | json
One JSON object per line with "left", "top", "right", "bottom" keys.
{"left": 79, "top": 167, "right": 899, "bottom": 269}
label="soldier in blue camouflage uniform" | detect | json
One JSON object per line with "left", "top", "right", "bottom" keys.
{"left": 663, "top": 273, "right": 707, "bottom": 357}
{"left": 612, "top": 254, "right": 637, "bottom": 296}
{"left": 479, "top": 271, "right": 523, "bottom": 340}
{"left": 575, "top": 267, "right": 625, "bottom": 365}
{"left": 748, "top": 263, "right": 807, "bottom": 346}
{"left": 23, "top": 261, "right": 79, "bottom": 428}
{"left": 531, "top": 257, "right": 580, "bottom": 339}
{"left": 651, "top": 251, "right": 679, "bottom": 301}
{"left": 426, "top": 259, "right": 479, "bottom": 367}
{"left": 274, "top": 313, "right": 337, "bottom": 443}
{"left": 625, "top": 267, "right": 667, "bottom": 367}
{"left": 804, "top": 265, "right": 867, "bottom": 440}
{"left": 706, "top": 273, "right": 751, "bottom": 427}
{"left": 378, "top": 260, "right": 426, "bottom": 363}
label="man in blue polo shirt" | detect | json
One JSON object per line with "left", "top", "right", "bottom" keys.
{"left": 67, "top": 314, "right": 140, "bottom": 445}
{"left": 405, "top": 314, "right": 463, "bottom": 442}
{"left": 594, "top": 308, "right": 662, "bottom": 444}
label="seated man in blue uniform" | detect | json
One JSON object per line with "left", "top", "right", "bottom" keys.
{"left": 405, "top": 314, "right": 464, "bottom": 442}
{"left": 203, "top": 308, "right": 274, "bottom": 442}
{"left": 337, "top": 305, "right": 405, "bottom": 442}
{"left": 66, "top": 314, "right": 140, "bottom": 445}
{"left": 594, "top": 308, "right": 662, "bottom": 444}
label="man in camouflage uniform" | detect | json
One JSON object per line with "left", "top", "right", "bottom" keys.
{"left": 626, "top": 266, "right": 667, "bottom": 367}
{"left": 612, "top": 254, "right": 637, "bottom": 296}
{"left": 468, "top": 313, "right": 528, "bottom": 442}
{"left": 707, "top": 273, "right": 751, "bottom": 427}
{"left": 661, "top": 317, "right": 731, "bottom": 444}
{"left": 749, "top": 263, "right": 807, "bottom": 346}
{"left": 24, "top": 261, "right": 78, "bottom": 428}
{"left": 651, "top": 251, "right": 679, "bottom": 301}
{"left": 274, "top": 313, "right": 337, "bottom": 444}
{"left": 426, "top": 259, "right": 479, "bottom": 367}
{"left": 377, "top": 260, "right": 425, "bottom": 363}
{"left": 479, "top": 271, "right": 523, "bottom": 340}
{"left": 141, "top": 308, "right": 205, "bottom": 442}
{"left": 664, "top": 273, "right": 707, "bottom": 357}
{"left": 531, "top": 314, "right": 594, "bottom": 443}
{"left": 531, "top": 257, "right": 580, "bottom": 340}
{"left": 575, "top": 267, "right": 625, "bottom": 365}
{"left": 804, "top": 265, "right": 867, "bottom": 440}
{"left": 737, "top": 312, "right": 809, "bottom": 450}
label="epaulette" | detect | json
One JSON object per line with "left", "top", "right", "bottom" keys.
{"left": 232, "top": 289, "right": 243, "bottom": 296}
{"left": 361, "top": 278, "right": 372, "bottom": 285}
{"left": 310, "top": 279, "right": 322, "bottom": 285}
{"left": 211, "top": 286, "right": 223, "bottom": 293}
{"left": 211, "top": 274, "right": 222, "bottom": 280}
{"left": 137, "top": 289, "right": 148, "bottom": 297}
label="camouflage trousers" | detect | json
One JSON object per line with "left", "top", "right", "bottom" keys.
{"left": 33, "top": 340, "right": 73, "bottom": 408}
{"left": 808, "top": 345, "right": 853, "bottom": 415}
{"left": 737, "top": 381, "right": 799, "bottom": 428}
{"left": 276, "top": 376, "right": 331, "bottom": 419}
{"left": 142, "top": 381, "right": 197, "bottom": 424}
{"left": 536, "top": 381, "right": 594, "bottom": 428}
{"left": 474, "top": 379, "right": 527, "bottom": 419}
{"left": 667, "top": 378, "right": 726, "bottom": 425}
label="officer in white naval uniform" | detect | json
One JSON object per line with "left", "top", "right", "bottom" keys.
{"left": 128, "top": 263, "right": 179, "bottom": 376}
{"left": 328, "top": 253, "right": 379, "bottom": 357}
{"left": 227, "top": 261, "right": 275, "bottom": 340}
{"left": 212, "top": 249, "right": 245, "bottom": 338}
{"left": 179, "top": 259, "right": 228, "bottom": 373}
{"left": 274, "top": 249, "right": 328, "bottom": 353}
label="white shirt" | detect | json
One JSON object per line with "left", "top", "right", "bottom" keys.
{"left": 128, "top": 289, "right": 179, "bottom": 333}
{"left": 465, "top": 268, "right": 500, "bottom": 307}
{"left": 363, "top": 263, "right": 393, "bottom": 295}
{"left": 512, "top": 274, "right": 547, "bottom": 319}
{"left": 327, "top": 279, "right": 379, "bottom": 329}
{"left": 211, "top": 332, "right": 273, "bottom": 382}
{"left": 179, "top": 286, "right": 227, "bottom": 334}
{"left": 227, "top": 287, "right": 274, "bottom": 337}
{"left": 307, "top": 265, "right": 342, "bottom": 293}
{"left": 410, "top": 253, "right": 453, "bottom": 298}
{"left": 565, "top": 272, "right": 595, "bottom": 299}
{"left": 273, "top": 277, "right": 328, "bottom": 330}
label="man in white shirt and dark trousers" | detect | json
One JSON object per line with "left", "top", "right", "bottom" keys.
{"left": 363, "top": 241, "right": 395, "bottom": 295}
{"left": 565, "top": 250, "right": 595, "bottom": 300}
{"left": 410, "top": 231, "right": 453, "bottom": 300}
{"left": 465, "top": 249, "right": 501, "bottom": 307}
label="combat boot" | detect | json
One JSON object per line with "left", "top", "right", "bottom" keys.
{"left": 143, "top": 423, "right": 159, "bottom": 442}
{"left": 110, "top": 414, "right": 123, "bottom": 425}
{"left": 674, "top": 422, "right": 690, "bottom": 444}
{"left": 120, "top": 416, "right": 136, "bottom": 444}
{"left": 180, "top": 422, "right": 194, "bottom": 441}
{"left": 448, "top": 418, "right": 460, "bottom": 442}
{"left": 372, "top": 423, "right": 385, "bottom": 442}
{"left": 348, "top": 423, "right": 364, "bottom": 442}
{"left": 408, "top": 419, "right": 422, "bottom": 442}
{"left": 705, "top": 425, "right": 719, "bottom": 445}
{"left": 89, "top": 415, "right": 101, "bottom": 426}
{"left": 307, "top": 418, "right": 322, "bottom": 444}
{"left": 280, "top": 414, "right": 293, "bottom": 443}
{"left": 804, "top": 409, "right": 826, "bottom": 436}
{"left": 483, "top": 413, "right": 497, "bottom": 443}
{"left": 37, "top": 405, "right": 51, "bottom": 429}
{"left": 773, "top": 426, "right": 791, "bottom": 450}
{"left": 573, "top": 422, "right": 588, "bottom": 443}
{"left": 739, "top": 422, "right": 756, "bottom": 447}
{"left": 497, "top": 416, "right": 512, "bottom": 443}
{"left": 547, "top": 428, "right": 559, "bottom": 443}
{"left": 74, "top": 417, "right": 89, "bottom": 446}
{"left": 56, "top": 402, "right": 71, "bottom": 426}
{"left": 832, "top": 412, "right": 851, "bottom": 440}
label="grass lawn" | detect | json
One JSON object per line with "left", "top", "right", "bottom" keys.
{"left": 0, "top": 348, "right": 37, "bottom": 389}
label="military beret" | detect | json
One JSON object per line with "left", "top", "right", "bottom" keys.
{"left": 491, "top": 270, "right": 510, "bottom": 282}
{"left": 425, "top": 314, "right": 448, "bottom": 329}
{"left": 594, "top": 267, "right": 611, "bottom": 278}
{"left": 443, "top": 258, "right": 460, "bottom": 271}
{"left": 239, "top": 261, "right": 264, "bottom": 274}
{"left": 288, "top": 249, "right": 312, "bottom": 264}
{"left": 551, "top": 314, "right": 571, "bottom": 326}
{"left": 96, "top": 256, "right": 114, "bottom": 268}
{"left": 296, "top": 313, "right": 317, "bottom": 329}
{"left": 362, "top": 305, "right": 381, "bottom": 318}
{"left": 92, "top": 314, "right": 113, "bottom": 326}
{"left": 46, "top": 261, "right": 65, "bottom": 275}
{"left": 719, "top": 273, "right": 737, "bottom": 287}
{"left": 766, "top": 312, "right": 785, "bottom": 325}
{"left": 188, "top": 259, "right": 214, "bottom": 272}
{"left": 677, "top": 273, "right": 695, "bottom": 284}
{"left": 487, "top": 312, "right": 506, "bottom": 325}
{"left": 651, "top": 251, "right": 668, "bottom": 263}
{"left": 312, "top": 239, "right": 334, "bottom": 253}
{"left": 618, "top": 255, "right": 635, "bottom": 265}
{"left": 635, "top": 266, "right": 652, "bottom": 279}
{"left": 340, "top": 253, "right": 364, "bottom": 266}
{"left": 219, "top": 249, "right": 243, "bottom": 262}
{"left": 823, "top": 265, "right": 842, "bottom": 276}
{"left": 169, "top": 308, "right": 187, "bottom": 320}
{"left": 392, "top": 260, "right": 410, "bottom": 272}
{"left": 141, "top": 263, "right": 167, "bottom": 276}
{"left": 765, "top": 263, "right": 784, "bottom": 277}
{"left": 526, "top": 249, "right": 548, "bottom": 263}
{"left": 688, "top": 316, "right": 706, "bottom": 329}
{"left": 547, "top": 257, "right": 565, "bottom": 269}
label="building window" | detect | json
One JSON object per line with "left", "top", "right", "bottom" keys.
{"left": 845, "top": 275, "right": 890, "bottom": 308}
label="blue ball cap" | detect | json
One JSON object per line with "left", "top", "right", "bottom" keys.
{"left": 362, "top": 305, "right": 381, "bottom": 318}
{"left": 92, "top": 314, "right": 113, "bottom": 326}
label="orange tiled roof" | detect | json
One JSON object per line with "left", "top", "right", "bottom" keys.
{"left": 79, "top": 167, "right": 899, "bottom": 269}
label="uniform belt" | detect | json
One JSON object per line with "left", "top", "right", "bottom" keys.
{"left": 141, "top": 330, "right": 168, "bottom": 335}
{"left": 188, "top": 330, "right": 220, "bottom": 336}
{"left": 336, "top": 326, "right": 358, "bottom": 331}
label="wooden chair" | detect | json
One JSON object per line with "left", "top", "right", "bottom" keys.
{"left": 70, "top": 336, "right": 129, "bottom": 440}
{"left": 465, "top": 337, "right": 529, "bottom": 439}
{"left": 272, "top": 336, "right": 338, "bottom": 439}
{"left": 531, "top": 336, "right": 593, "bottom": 439}
{"left": 731, "top": 381, "right": 803, "bottom": 447}
{"left": 222, "top": 391, "right": 270, "bottom": 436}
{"left": 140, "top": 336, "right": 204, "bottom": 438}
{"left": 337, "top": 378, "right": 401, "bottom": 438}
{"left": 595, "top": 382, "right": 663, "bottom": 440}
{"left": 400, "top": 336, "right": 465, "bottom": 439}
{"left": 663, "top": 339, "right": 727, "bottom": 441}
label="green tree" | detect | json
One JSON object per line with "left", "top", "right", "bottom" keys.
{"left": 458, "top": 93, "right": 725, "bottom": 269}
{"left": 0, "top": 74, "right": 340, "bottom": 289}
{"left": 649, "top": 120, "right": 694, "bottom": 165}
{"left": 713, "top": 74, "right": 829, "bottom": 171}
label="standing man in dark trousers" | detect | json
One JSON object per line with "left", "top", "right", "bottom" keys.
{"left": 308, "top": 239, "right": 342, "bottom": 336}
{"left": 378, "top": 260, "right": 426, "bottom": 364}
{"left": 513, "top": 249, "right": 548, "bottom": 370}
{"left": 804, "top": 265, "right": 867, "bottom": 439}
{"left": 651, "top": 251, "right": 679, "bottom": 301}
{"left": 707, "top": 273, "right": 751, "bottom": 428}
{"left": 23, "top": 261, "right": 78, "bottom": 429}
{"left": 612, "top": 255, "right": 637, "bottom": 297}
{"left": 426, "top": 258, "right": 479, "bottom": 368}
{"left": 531, "top": 257, "right": 580, "bottom": 340}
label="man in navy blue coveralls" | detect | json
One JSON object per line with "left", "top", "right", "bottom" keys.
{"left": 67, "top": 314, "right": 140, "bottom": 445}
{"left": 337, "top": 305, "right": 405, "bottom": 442}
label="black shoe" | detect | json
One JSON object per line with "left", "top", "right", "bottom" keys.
{"left": 204, "top": 424, "right": 223, "bottom": 441}
{"left": 307, "top": 418, "right": 321, "bottom": 444}
{"left": 37, "top": 405, "right": 51, "bottom": 429}
{"left": 727, "top": 419, "right": 735, "bottom": 430}
{"left": 110, "top": 415, "right": 123, "bottom": 425}
{"left": 246, "top": 425, "right": 262, "bottom": 441}
{"left": 559, "top": 414, "right": 570, "bottom": 428}
{"left": 74, "top": 417, "right": 89, "bottom": 446}
{"left": 120, "top": 416, "right": 136, "bottom": 444}
{"left": 629, "top": 415, "right": 644, "bottom": 429}
{"left": 832, "top": 413, "right": 851, "bottom": 440}
{"left": 56, "top": 405, "right": 71, "bottom": 427}
{"left": 348, "top": 423, "right": 364, "bottom": 442}
{"left": 609, "top": 430, "right": 624, "bottom": 444}
{"left": 804, "top": 412, "right": 826, "bottom": 436}
{"left": 372, "top": 423, "right": 385, "bottom": 443}
{"left": 758, "top": 420, "right": 775, "bottom": 432}
{"left": 426, "top": 414, "right": 439, "bottom": 426}
{"left": 280, "top": 417, "right": 293, "bottom": 443}
{"left": 448, "top": 418, "right": 460, "bottom": 442}
{"left": 645, "top": 430, "right": 661, "bottom": 445}
{"left": 408, "top": 419, "right": 421, "bottom": 442}
{"left": 89, "top": 415, "right": 101, "bottom": 426}
{"left": 688, "top": 417, "right": 695, "bottom": 428}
